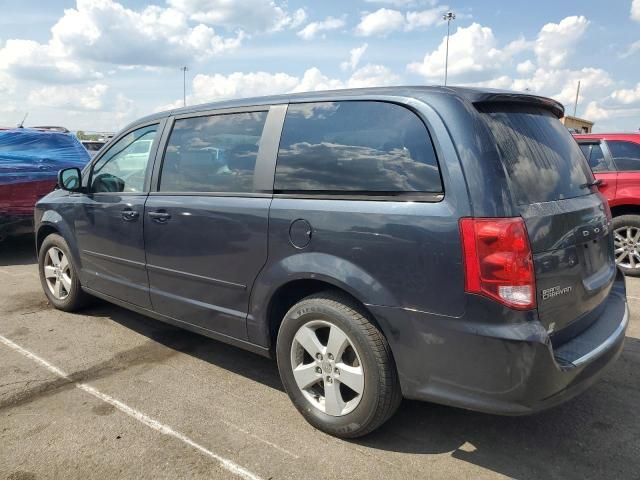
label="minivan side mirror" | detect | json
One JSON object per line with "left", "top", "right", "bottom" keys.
{"left": 58, "top": 167, "right": 82, "bottom": 192}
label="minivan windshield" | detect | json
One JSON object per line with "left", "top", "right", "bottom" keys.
{"left": 479, "top": 104, "right": 593, "bottom": 205}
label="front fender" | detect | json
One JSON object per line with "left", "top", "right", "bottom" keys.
{"left": 37, "top": 210, "right": 82, "bottom": 274}
{"left": 247, "top": 252, "right": 397, "bottom": 347}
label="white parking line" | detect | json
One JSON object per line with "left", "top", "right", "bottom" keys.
{"left": 0, "top": 334, "right": 264, "bottom": 480}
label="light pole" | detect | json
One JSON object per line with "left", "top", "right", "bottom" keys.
{"left": 181, "top": 66, "right": 189, "bottom": 107}
{"left": 573, "top": 80, "right": 581, "bottom": 117}
{"left": 442, "top": 11, "right": 456, "bottom": 86}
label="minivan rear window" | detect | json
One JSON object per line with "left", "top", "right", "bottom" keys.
{"left": 479, "top": 104, "right": 593, "bottom": 205}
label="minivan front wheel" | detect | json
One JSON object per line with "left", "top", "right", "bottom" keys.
{"left": 613, "top": 215, "right": 640, "bottom": 277}
{"left": 276, "top": 292, "right": 401, "bottom": 438}
{"left": 38, "top": 234, "right": 89, "bottom": 311}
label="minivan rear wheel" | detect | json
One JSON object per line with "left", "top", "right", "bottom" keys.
{"left": 613, "top": 215, "right": 640, "bottom": 277}
{"left": 38, "top": 234, "right": 90, "bottom": 311}
{"left": 276, "top": 292, "right": 401, "bottom": 438}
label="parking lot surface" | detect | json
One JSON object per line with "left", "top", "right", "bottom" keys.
{"left": 1, "top": 235, "right": 639, "bottom": 480}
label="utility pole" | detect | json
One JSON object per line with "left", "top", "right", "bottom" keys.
{"left": 573, "top": 80, "right": 581, "bottom": 117}
{"left": 17, "top": 112, "right": 28, "bottom": 128}
{"left": 442, "top": 11, "right": 456, "bottom": 86}
{"left": 181, "top": 66, "right": 189, "bottom": 107}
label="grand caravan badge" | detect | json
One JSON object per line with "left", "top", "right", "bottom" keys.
{"left": 541, "top": 285, "right": 573, "bottom": 300}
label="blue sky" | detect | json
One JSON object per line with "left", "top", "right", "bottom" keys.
{"left": 0, "top": 0, "right": 639, "bottom": 132}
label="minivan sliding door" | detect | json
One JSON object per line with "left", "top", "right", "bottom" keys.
{"left": 144, "top": 106, "right": 281, "bottom": 340}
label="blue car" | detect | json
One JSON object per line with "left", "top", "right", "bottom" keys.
{"left": 0, "top": 128, "right": 89, "bottom": 238}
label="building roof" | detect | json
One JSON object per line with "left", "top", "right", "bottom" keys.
{"left": 561, "top": 115, "right": 594, "bottom": 126}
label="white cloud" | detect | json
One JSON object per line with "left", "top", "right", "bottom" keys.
{"left": 621, "top": 40, "right": 640, "bottom": 58}
{"left": 462, "top": 75, "right": 515, "bottom": 90}
{"left": 510, "top": 67, "right": 613, "bottom": 106}
{"left": 407, "top": 15, "right": 589, "bottom": 84}
{"left": 297, "top": 16, "right": 345, "bottom": 40}
{"left": 405, "top": 8, "right": 444, "bottom": 30}
{"left": 0, "top": 39, "right": 99, "bottom": 83}
{"left": 28, "top": 84, "right": 109, "bottom": 111}
{"left": 364, "top": 0, "right": 420, "bottom": 5}
{"left": 632, "top": 0, "right": 640, "bottom": 21}
{"left": 407, "top": 23, "right": 508, "bottom": 80}
{"left": 516, "top": 60, "right": 535, "bottom": 75}
{"left": 190, "top": 71, "right": 300, "bottom": 103}
{"left": 534, "top": 15, "right": 589, "bottom": 68}
{"left": 504, "top": 36, "right": 532, "bottom": 57}
{"left": 584, "top": 101, "right": 610, "bottom": 121}
{"left": 160, "top": 64, "right": 403, "bottom": 109}
{"left": 167, "top": 0, "right": 303, "bottom": 32}
{"left": 355, "top": 7, "right": 444, "bottom": 36}
{"left": 0, "top": 71, "right": 16, "bottom": 95}
{"left": 0, "top": 0, "right": 248, "bottom": 86}
{"left": 287, "top": 9, "right": 308, "bottom": 29}
{"left": 341, "top": 43, "right": 368, "bottom": 70}
{"left": 346, "top": 64, "right": 400, "bottom": 87}
{"left": 292, "top": 68, "right": 346, "bottom": 92}
{"left": 611, "top": 83, "right": 640, "bottom": 104}
{"left": 356, "top": 8, "right": 406, "bottom": 36}
{"left": 49, "top": 0, "right": 244, "bottom": 68}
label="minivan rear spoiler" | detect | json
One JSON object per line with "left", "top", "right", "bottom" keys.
{"left": 472, "top": 92, "right": 565, "bottom": 119}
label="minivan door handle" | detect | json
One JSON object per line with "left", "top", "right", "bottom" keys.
{"left": 121, "top": 208, "right": 139, "bottom": 221}
{"left": 148, "top": 211, "right": 171, "bottom": 223}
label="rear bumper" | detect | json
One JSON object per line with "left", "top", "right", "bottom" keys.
{"left": 368, "top": 270, "right": 628, "bottom": 415}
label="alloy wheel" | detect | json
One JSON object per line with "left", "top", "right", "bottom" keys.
{"left": 290, "top": 320, "right": 364, "bottom": 416}
{"left": 43, "top": 246, "right": 72, "bottom": 300}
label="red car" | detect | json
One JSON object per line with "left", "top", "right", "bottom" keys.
{"left": 574, "top": 133, "right": 640, "bottom": 276}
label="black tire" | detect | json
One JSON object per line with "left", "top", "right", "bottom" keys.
{"left": 276, "top": 291, "right": 401, "bottom": 438}
{"left": 612, "top": 215, "right": 640, "bottom": 277}
{"left": 38, "top": 233, "right": 90, "bottom": 311}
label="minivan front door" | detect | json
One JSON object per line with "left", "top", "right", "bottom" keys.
{"left": 74, "top": 123, "right": 161, "bottom": 308}
{"left": 143, "top": 109, "right": 273, "bottom": 339}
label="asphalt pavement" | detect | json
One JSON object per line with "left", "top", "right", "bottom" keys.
{"left": 1, "top": 235, "right": 639, "bottom": 480}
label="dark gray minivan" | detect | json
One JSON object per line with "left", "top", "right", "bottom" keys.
{"left": 35, "top": 87, "right": 628, "bottom": 438}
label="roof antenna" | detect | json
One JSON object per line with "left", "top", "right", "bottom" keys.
{"left": 17, "top": 112, "right": 28, "bottom": 128}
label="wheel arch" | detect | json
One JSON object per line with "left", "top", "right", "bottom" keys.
{"left": 36, "top": 211, "right": 82, "bottom": 270}
{"left": 266, "top": 278, "right": 377, "bottom": 353}
{"left": 247, "top": 253, "right": 397, "bottom": 354}
{"left": 610, "top": 204, "right": 640, "bottom": 218}
{"left": 36, "top": 223, "right": 60, "bottom": 253}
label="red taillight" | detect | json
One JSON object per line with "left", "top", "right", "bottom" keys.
{"left": 459, "top": 217, "right": 536, "bottom": 310}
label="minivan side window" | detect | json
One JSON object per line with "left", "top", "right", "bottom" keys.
{"left": 159, "top": 111, "right": 267, "bottom": 193}
{"left": 91, "top": 125, "right": 157, "bottom": 193}
{"left": 274, "top": 101, "right": 442, "bottom": 193}
{"left": 579, "top": 143, "right": 609, "bottom": 172}
{"left": 608, "top": 140, "right": 640, "bottom": 171}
